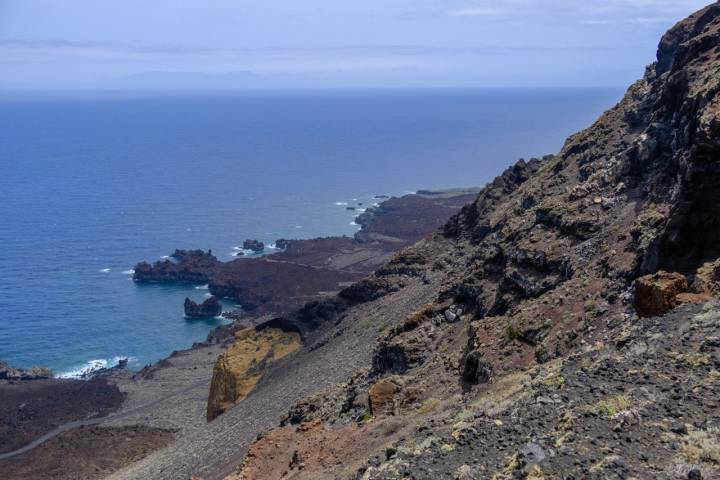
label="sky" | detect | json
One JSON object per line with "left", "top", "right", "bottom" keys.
{"left": 0, "top": 0, "right": 713, "bottom": 89}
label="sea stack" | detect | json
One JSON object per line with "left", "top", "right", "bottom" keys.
{"left": 242, "top": 239, "right": 264, "bottom": 252}
{"left": 184, "top": 296, "right": 222, "bottom": 318}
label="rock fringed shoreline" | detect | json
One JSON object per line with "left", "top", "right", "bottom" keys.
{"left": 0, "top": 361, "right": 53, "bottom": 381}
{"left": 0, "top": 188, "right": 479, "bottom": 480}
{"left": 133, "top": 189, "right": 479, "bottom": 316}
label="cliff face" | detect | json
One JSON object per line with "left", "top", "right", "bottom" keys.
{"left": 219, "top": 4, "right": 720, "bottom": 480}
{"left": 206, "top": 322, "right": 302, "bottom": 421}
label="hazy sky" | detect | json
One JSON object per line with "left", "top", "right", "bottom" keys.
{"left": 0, "top": 0, "right": 712, "bottom": 89}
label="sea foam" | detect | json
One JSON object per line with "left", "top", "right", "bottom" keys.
{"left": 57, "top": 356, "right": 135, "bottom": 379}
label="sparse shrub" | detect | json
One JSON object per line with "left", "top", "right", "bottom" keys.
{"left": 417, "top": 398, "right": 440, "bottom": 414}
{"left": 583, "top": 300, "right": 597, "bottom": 314}
{"left": 382, "top": 418, "right": 404, "bottom": 437}
{"left": 595, "top": 395, "right": 631, "bottom": 417}
{"left": 505, "top": 320, "right": 524, "bottom": 342}
{"left": 359, "top": 409, "right": 373, "bottom": 422}
{"left": 542, "top": 374, "right": 566, "bottom": 389}
{"left": 682, "top": 429, "right": 720, "bottom": 464}
{"left": 535, "top": 345, "right": 550, "bottom": 363}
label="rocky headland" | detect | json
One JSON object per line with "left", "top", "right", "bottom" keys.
{"left": 133, "top": 249, "right": 222, "bottom": 284}
{"left": 134, "top": 189, "right": 479, "bottom": 315}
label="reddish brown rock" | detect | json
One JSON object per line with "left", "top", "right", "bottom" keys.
{"left": 223, "top": 419, "right": 375, "bottom": 480}
{"left": 368, "top": 378, "right": 400, "bottom": 416}
{"left": 634, "top": 271, "right": 688, "bottom": 317}
{"left": 675, "top": 292, "right": 712, "bottom": 307}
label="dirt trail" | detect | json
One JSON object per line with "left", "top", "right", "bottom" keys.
{"left": 0, "top": 378, "right": 208, "bottom": 460}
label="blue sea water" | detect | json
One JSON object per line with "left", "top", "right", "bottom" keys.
{"left": 0, "top": 88, "right": 623, "bottom": 376}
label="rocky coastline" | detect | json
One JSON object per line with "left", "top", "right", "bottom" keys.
{"left": 0, "top": 187, "right": 478, "bottom": 480}
{"left": 5, "top": 4, "right": 720, "bottom": 478}
{"left": 133, "top": 189, "right": 479, "bottom": 316}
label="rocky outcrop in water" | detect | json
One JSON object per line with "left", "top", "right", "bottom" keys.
{"left": 242, "top": 239, "right": 264, "bottom": 252}
{"left": 133, "top": 191, "right": 476, "bottom": 317}
{"left": 183, "top": 296, "right": 222, "bottom": 318}
{"left": 133, "top": 249, "right": 221, "bottom": 284}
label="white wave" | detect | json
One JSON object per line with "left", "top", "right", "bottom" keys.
{"left": 334, "top": 202, "right": 348, "bottom": 206}
{"left": 195, "top": 284, "right": 209, "bottom": 290}
{"left": 161, "top": 255, "right": 170, "bottom": 259}
{"left": 121, "top": 269, "right": 135, "bottom": 275}
{"left": 232, "top": 247, "right": 269, "bottom": 257}
{"left": 204, "top": 292, "right": 212, "bottom": 298}
{"left": 57, "top": 356, "right": 135, "bottom": 379}
{"left": 232, "top": 246, "right": 243, "bottom": 251}
{"left": 295, "top": 225, "right": 303, "bottom": 229}
{"left": 99, "top": 268, "right": 111, "bottom": 273}
{"left": 356, "top": 208, "right": 367, "bottom": 213}
{"left": 266, "top": 243, "right": 280, "bottom": 250}
{"left": 350, "top": 221, "right": 359, "bottom": 226}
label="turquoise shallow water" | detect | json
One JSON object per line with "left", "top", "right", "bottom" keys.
{"left": 0, "top": 88, "right": 623, "bottom": 376}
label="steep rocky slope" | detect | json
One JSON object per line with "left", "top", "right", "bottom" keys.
{"left": 213, "top": 4, "right": 720, "bottom": 480}
{"left": 102, "top": 5, "right": 720, "bottom": 479}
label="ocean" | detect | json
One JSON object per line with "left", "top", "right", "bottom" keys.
{"left": 0, "top": 88, "right": 623, "bottom": 376}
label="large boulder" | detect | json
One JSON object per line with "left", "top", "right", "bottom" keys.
{"left": 634, "top": 271, "right": 688, "bottom": 317}
{"left": 368, "top": 378, "right": 400, "bottom": 416}
{"left": 184, "top": 296, "right": 222, "bottom": 318}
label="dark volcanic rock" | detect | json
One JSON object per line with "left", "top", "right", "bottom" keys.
{"left": 133, "top": 191, "right": 476, "bottom": 318}
{"left": 133, "top": 249, "right": 221, "bottom": 284}
{"left": 0, "top": 376, "right": 124, "bottom": 454}
{"left": 184, "top": 296, "right": 222, "bottom": 318}
{"left": 0, "top": 361, "right": 53, "bottom": 381}
{"left": 242, "top": 239, "right": 265, "bottom": 252}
